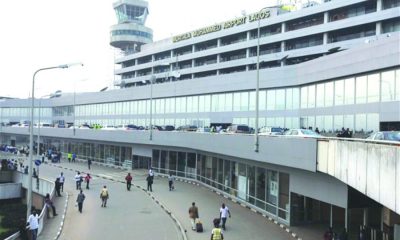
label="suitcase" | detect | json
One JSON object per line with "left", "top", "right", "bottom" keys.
{"left": 196, "top": 221, "right": 203, "bottom": 232}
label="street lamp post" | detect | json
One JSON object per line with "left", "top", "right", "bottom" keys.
{"left": 27, "top": 63, "right": 82, "bottom": 220}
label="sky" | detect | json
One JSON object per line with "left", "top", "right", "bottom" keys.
{"left": 0, "top": 0, "right": 280, "bottom": 98}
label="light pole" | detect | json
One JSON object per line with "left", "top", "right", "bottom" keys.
{"left": 255, "top": 7, "right": 269, "bottom": 153}
{"left": 27, "top": 63, "right": 82, "bottom": 220}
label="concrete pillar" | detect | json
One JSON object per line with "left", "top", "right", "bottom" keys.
{"left": 192, "top": 44, "right": 195, "bottom": 53}
{"left": 323, "top": 32, "right": 328, "bottom": 45}
{"left": 330, "top": 204, "right": 333, "bottom": 227}
{"left": 281, "top": 22, "right": 286, "bottom": 33}
{"left": 345, "top": 208, "right": 348, "bottom": 230}
{"left": 247, "top": 30, "right": 251, "bottom": 41}
{"left": 217, "top": 38, "right": 221, "bottom": 47}
{"left": 324, "top": 11, "right": 329, "bottom": 23}
{"left": 377, "top": 0, "right": 383, "bottom": 11}
{"left": 304, "top": 197, "right": 308, "bottom": 221}
{"left": 376, "top": 22, "right": 382, "bottom": 35}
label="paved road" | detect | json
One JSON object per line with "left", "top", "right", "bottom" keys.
{"left": 39, "top": 161, "right": 294, "bottom": 240}
{"left": 37, "top": 162, "right": 182, "bottom": 240}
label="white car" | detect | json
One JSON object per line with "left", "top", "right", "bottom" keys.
{"left": 259, "top": 127, "right": 284, "bottom": 136}
{"left": 283, "top": 129, "right": 322, "bottom": 138}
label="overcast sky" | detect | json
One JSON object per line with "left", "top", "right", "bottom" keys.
{"left": 0, "top": 0, "right": 279, "bottom": 98}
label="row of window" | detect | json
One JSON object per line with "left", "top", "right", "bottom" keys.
{"left": 111, "top": 29, "right": 153, "bottom": 39}
{"left": 1, "top": 69, "right": 399, "bottom": 123}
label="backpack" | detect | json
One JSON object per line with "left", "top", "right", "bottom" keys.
{"left": 101, "top": 189, "right": 108, "bottom": 198}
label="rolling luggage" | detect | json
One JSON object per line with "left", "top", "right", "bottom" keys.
{"left": 196, "top": 220, "right": 203, "bottom": 232}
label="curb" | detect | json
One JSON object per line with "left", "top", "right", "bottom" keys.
{"left": 54, "top": 193, "right": 69, "bottom": 240}
{"left": 159, "top": 174, "right": 303, "bottom": 240}
{"left": 47, "top": 163, "right": 188, "bottom": 240}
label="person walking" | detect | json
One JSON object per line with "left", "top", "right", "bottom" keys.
{"left": 146, "top": 174, "right": 153, "bottom": 192}
{"left": 211, "top": 218, "right": 224, "bottom": 240}
{"left": 27, "top": 209, "right": 39, "bottom": 240}
{"left": 55, "top": 178, "right": 62, "bottom": 197}
{"left": 59, "top": 172, "right": 65, "bottom": 192}
{"left": 72, "top": 152, "right": 76, "bottom": 162}
{"left": 149, "top": 168, "right": 154, "bottom": 181}
{"left": 219, "top": 203, "right": 231, "bottom": 230}
{"left": 76, "top": 190, "right": 86, "bottom": 213}
{"left": 84, "top": 173, "right": 92, "bottom": 189}
{"left": 88, "top": 159, "right": 92, "bottom": 170}
{"left": 168, "top": 173, "right": 174, "bottom": 191}
{"left": 125, "top": 173, "right": 133, "bottom": 191}
{"left": 188, "top": 202, "right": 199, "bottom": 231}
{"left": 44, "top": 193, "right": 57, "bottom": 217}
{"left": 67, "top": 152, "right": 72, "bottom": 163}
{"left": 100, "top": 185, "right": 109, "bottom": 207}
{"left": 75, "top": 171, "right": 82, "bottom": 190}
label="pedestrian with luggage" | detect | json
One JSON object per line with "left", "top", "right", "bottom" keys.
{"left": 100, "top": 185, "right": 109, "bottom": 207}
{"left": 168, "top": 173, "right": 174, "bottom": 191}
{"left": 146, "top": 174, "right": 153, "bottom": 192}
{"left": 211, "top": 218, "right": 224, "bottom": 240}
{"left": 76, "top": 190, "right": 86, "bottom": 213}
{"left": 125, "top": 173, "right": 133, "bottom": 191}
{"left": 219, "top": 203, "right": 231, "bottom": 230}
{"left": 188, "top": 202, "right": 199, "bottom": 231}
{"left": 84, "top": 173, "right": 92, "bottom": 189}
{"left": 59, "top": 172, "right": 65, "bottom": 192}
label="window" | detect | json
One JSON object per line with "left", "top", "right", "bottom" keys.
{"left": 381, "top": 70, "right": 396, "bottom": 101}
{"left": 316, "top": 83, "right": 325, "bottom": 107}
{"left": 307, "top": 85, "right": 315, "bottom": 108}
{"left": 267, "top": 90, "right": 276, "bottom": 110}
{"left": 356, "top": 76, "right": 367, "bottom": 104}
{"left": 334, "top": 80, "right": 344, "bottom": 106}
{"left": 367, "top": 73, "right": 380, "bottom": 103}
{"left": 344, "top": 78, "right": 355, "bottom": 105}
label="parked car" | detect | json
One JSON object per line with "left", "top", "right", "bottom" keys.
{"left": 283, "top": 129, "right": 322, "bottom": 138}
{"left": 163, "top": 125, "right": 175, "bottom": 131}
{"left": 117, "top": 124, "right": 138, "bottom": 130}
{"left": 259, "top": 126, "right": 284, "bottom": 136}
{"left": 102, "top": 125, "right": 117, "bottom": 130}
{"left": 226, "top": 124, "right": 251, "bottom": 134}
{"left": 176, "top": 125, "right": 197, "bottom": 132}
{"left": 367, "top": 131, "right": 400, "bottom": 141}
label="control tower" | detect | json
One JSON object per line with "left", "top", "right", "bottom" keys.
{"left": 110, "top": 0, "right": 153, "bottom": 54}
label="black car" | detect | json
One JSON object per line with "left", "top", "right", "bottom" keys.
{"left": 163, "top": 125, "right": 175, "bottom": 131}
{"left": 176, "top": 125, "right": 197, "bottom": 131}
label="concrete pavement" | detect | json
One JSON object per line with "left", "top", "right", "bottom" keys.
{"left": 44, "top": 161, "right": 297, "bottom": 240}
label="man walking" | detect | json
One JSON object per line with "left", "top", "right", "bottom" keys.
{"left": 59, "top": 172, "right": 65, "bottom": 192}
{"left": 100, "top": 185, "right": 109, "bottom": 207}
{"left": 55, "top": 178, "right": 62, "bottom": 197}
{"left": 149, "top": 168, "right": 154, "bottom": 181}
{"left": 125, "top": 173, "right": 133, "bottom": 191}
{"left": 168, "top": 173, "right": 174, "bottom": 191}
{"left": 72, "top": 152, "right": 76, "bottom": 162}
{"left": 219, "top": 203, "right": 231, "bottom": 230}
{"left": 45, "top": 193, "right": 57, "bottom": 217}
{"left": 146, "top": 174, "right": 153, "bottom": 192}
{"left": 84, "top": 173, "right": 92, "bottom": 189}
{"left": 75, "top": 171, "right": 82, "bottom": 190}
{"left": 27, "top": 209, "right": 39, "bottom": 240}
{"left": 188, "top": 202, "right": 199, "bottom": 231}
{"left": 211, "top": 218, "right": 224, "bottom": 240}
{"left": 67, "top": 152, "right": 72, "bottom": 163}
{"left": 76, "top": 190, "right": 86, "bottom": 213}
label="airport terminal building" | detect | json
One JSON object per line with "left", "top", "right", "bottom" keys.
{"left": 1, "top": 0, "right": 400, "bottom": 237}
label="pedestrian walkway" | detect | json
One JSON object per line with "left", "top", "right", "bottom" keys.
{"left": 46, "top": 161, "right": 301, "bottom": 240}
{"left": 38, "top": 193, "right": 68, "bottom": 240}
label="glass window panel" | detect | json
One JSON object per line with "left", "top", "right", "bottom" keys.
{"left": 233, "top": 93, "right": 241, "bottom": 111}
{"left": 367, "top": 73, "right": 380, "bottom": 103}
{"left": 292, "top": 88, "right": 300, "bottom": 109}
{"left": 344, "top": 78, "right": 355, "bottom": 105}
{"left": 218, "top": 94, "right": 225, "bottom": 112}
{"left": 300, "top": 87, "right": 308, "bottom": 109}
{"left": 249, "top": 91, "right": 256, "bottom": 111}
{"left": 344, "top": 115, "right": 354, "bottom": 131}
{"left": 381, "top": 70, "right": 396, "bottom": 102}
{"left": 266, "top": 170, "right": 278, "bottom": 215}
{"left": 367, "top": 113, "right": 379, "bottom": 132}
{"left": 240, "top": 92, "right": 249, "bottom": 111}
{"left": 355, "top": 114, "right": 367, "bottom": 133}
{"left": 278, "top": 172, "right": 290, "bottom": 221}
{"left": 225, "top": 93, "right": 233, "bottom": 112}
{"left": 285, "top": 89, "right": 293, "bottom": 110}
{"left": 276, "top": 89, "right": 285, "bottom": 110}
{"left": 335, "top": 80, "right": 344, "bottom": 106}
{"left": 259, "top": 90, "right": 266, "bottom": 111}
{"left": 334, "top": 115, "right": 343, "bottom": 132}
{"left": 187, "top": 97, "right": 193, "bottom": 113}
{"left": 356, "top": 76, "right": 367, "bottom": 104}
{"left": 204, "top": 95, "right": 211, "bottom": 112}
{"left": 211, "top": 95, "right": 218, "bottom": 112}
{"left": 316, "top": 84, "right": 325, "bottom": 107}
{"left": 325, "top": 82, "right": 334, "bottom": 107}
{"left": 198, "top": 96, "right": 205, "bottom": 112}
{"left": 396, "top": 70, "right": 400, "bottom": 100}
{"left": 307, "top": 85, "right": 315, "bottom": 108}
{"left": 316, "top": 116, "right": 324, "bottom": 132}
{"left": 267, "top": 90, "right": 276, "bottom": 110}
{"left": 192, "top": 96, "right": 198, "bottom": 113}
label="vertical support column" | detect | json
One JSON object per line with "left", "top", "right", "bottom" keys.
{"left": 345, "top": 208, "right": 348, "bottom": 230}
{"left": 330, "top": 204, "right": 333, "bottom": 227}
{"left": 376, "top": 22, "right": 382, "bottom": 35}
{"left": 363, "top": 208, "right": 369, "bottom": 226}
{"left": 377, "top": 0, "right": 383, "bottom": 11}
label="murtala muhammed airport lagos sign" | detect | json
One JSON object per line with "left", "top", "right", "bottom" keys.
{"left": 172, "top": 9, "right": 271, "bottom": 43}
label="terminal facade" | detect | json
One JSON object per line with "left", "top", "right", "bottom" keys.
{"left": 0, "top": 0, "right": 400, "bottom": 238}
